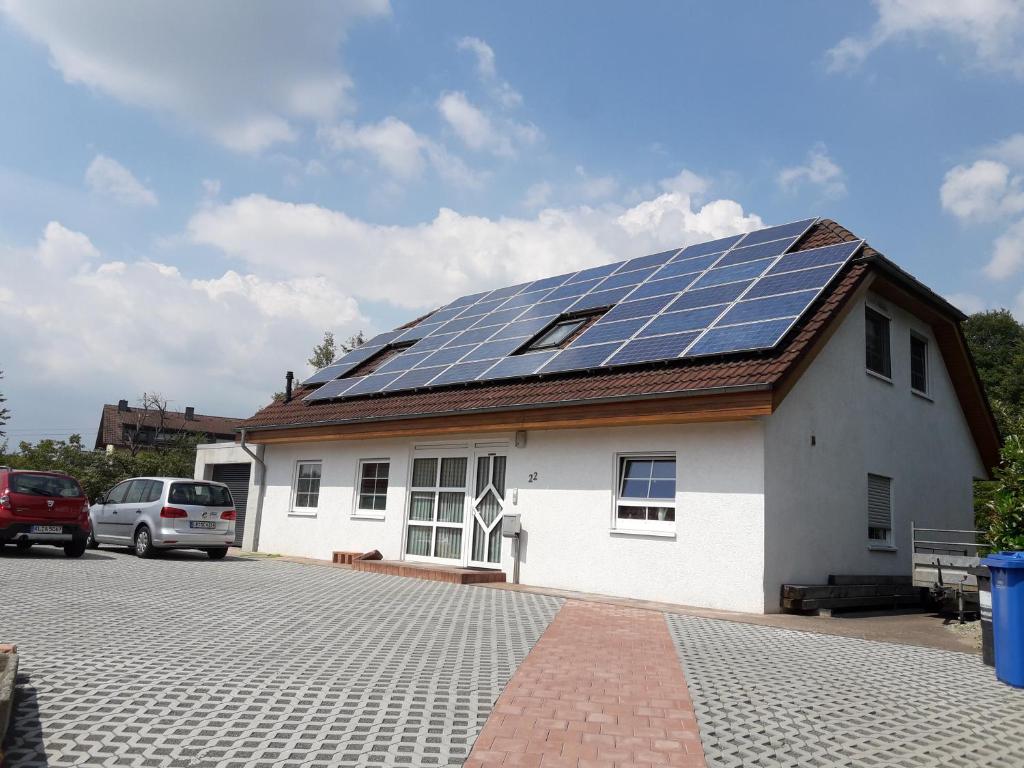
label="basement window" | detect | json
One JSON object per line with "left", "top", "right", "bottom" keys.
{"left": 867, "top": 473, "right": 894, "bottom": 548}
{"left": 522, "top": 310, "right": 605, "bottom": 353}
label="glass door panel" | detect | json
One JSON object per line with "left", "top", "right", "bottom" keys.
{"left": 405, "top": 456, "right": 468, "bottom": 562}
{"left": 469, "top": 454, "right": 506, "bottom": 567}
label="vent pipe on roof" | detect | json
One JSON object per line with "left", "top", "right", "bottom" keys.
{"left": 184, "top": 406, "right": 195, "bottom": 421}
{"left": 117, "top": 399, "right": 128, "bottom": 412}
{"left": 285, "top": 371, "right": 294, "bottom": 403}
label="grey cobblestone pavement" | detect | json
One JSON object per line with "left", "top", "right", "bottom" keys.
{"left": 0, "top": 549, "right": 562, "bottom": 767}
{"left": 666, "top": 613, "right": 1024, "bottom": 768}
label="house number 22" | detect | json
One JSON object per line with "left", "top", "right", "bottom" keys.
{"left": 527, "top": 472, "right": 539, "bottom": 483}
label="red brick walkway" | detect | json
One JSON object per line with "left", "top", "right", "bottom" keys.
{"left": 466, "top": 600, "right": 706, "bottom": 767}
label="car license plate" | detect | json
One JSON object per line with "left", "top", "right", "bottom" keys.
{"left": 189, "top": 521, "right": 216, "bottom": 529}
{"left": 31, "top": 525, "right": 63, "bottom": 534}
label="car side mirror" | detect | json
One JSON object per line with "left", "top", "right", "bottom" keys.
{"left": 94, "top": 495, "right": 106, "bottom": 505}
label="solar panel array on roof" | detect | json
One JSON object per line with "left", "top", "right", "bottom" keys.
{"left": 304, "top": 218, "right": 864, "bottom": 403}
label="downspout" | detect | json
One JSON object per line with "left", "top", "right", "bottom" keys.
{"left": 239, "top": 428, "right": 266, "bottom": 553}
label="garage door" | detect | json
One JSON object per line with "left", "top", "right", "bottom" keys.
{"left": 211, "top": 463, "right": 251, "bottom": 547}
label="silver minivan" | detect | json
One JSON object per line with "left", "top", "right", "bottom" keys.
{"left": 88, "top": 477, "right": 236, "bottom": 559}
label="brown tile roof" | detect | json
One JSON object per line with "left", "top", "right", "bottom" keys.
{"left": 96, "top": 404, "right": 245, "bottom": 448}
{"left": 243, "top": 219, "right": 876, "bottom": 431}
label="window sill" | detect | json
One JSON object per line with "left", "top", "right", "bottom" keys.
{"left": 911, "top": 389, "right": 933, "bottom": 403}
{"left": 351, "top": 513, "right": 386, "bottom": 521}
{"left": 866, "top": 369, "right": 893, "bottom": 385}
{"left": 610, "top": 528, "right": 676, "bottom": 539}
{"left": 289, "top": 510, "right": 318, "bottom": 518}
{"left": 867, "top": 543, "right": 897, "bottom": 552}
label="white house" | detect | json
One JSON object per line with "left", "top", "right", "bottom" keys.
{"left": 200, "top": 218, "right": 999, "bottom": 614}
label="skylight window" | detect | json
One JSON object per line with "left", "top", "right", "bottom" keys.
{"left": 521, "top": 311, "right": 605, "bottom": 353}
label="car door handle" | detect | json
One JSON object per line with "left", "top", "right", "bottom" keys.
{"left": 135, "top": 509, "right": 142, "bottom": 514}
{"left": 111, "top": 510, "right": 118, "bottom": 515}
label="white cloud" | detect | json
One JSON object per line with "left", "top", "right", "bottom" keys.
{"left": 320, "top": 116, "right": 485, "bottom": 187}
{"left": 574, "top": 166, "right": 618, "bottom": 200}
{"left": 0, "top": 221, "right": 365, "bottom": 415}
{"left": 940, "top": 140, "right": 1024, "bottom": 280}
{"left": 456, "top": 36, "right": 522, "bottom": 108}
{"left": 437, "top": 91, "right": 540, "bottom": 157}
{"left": 35, "top": 221, "right": 100, "bottom": 271}
{"left": 321, "top": 117, "right": 428, "bottom": 179}
{"left": 521, "top": 181, "right": 553, "bottom": 209}
{"left": 659, "top": 169, "right": 710, "bottom": 198}
{"left": 84, "top": 154, "right": 158, "bottom": 207}
{"left": 988, "top": 218, "right": 1024, "bottom": 279}
{"left": 828, "top": 0, "right": 1024, "bottom": 77}
{"left": 186, "top": 179, "right": 763, "bottom": 312}
{"left": 778, "top": 144, "right": 847, "bottom": 199}
{"left": 940, "top": 159, "right": 1024, "bottom": 222}
{"left": 0, "top": 0, "right": 390, "bottom": 152}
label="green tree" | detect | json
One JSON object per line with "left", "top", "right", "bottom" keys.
{"left": 308, "top": 330, "right": 337, "bottom": 369}
{"left": 273, "top": 330, "right": 366, "bottom": 401}
{"left": 977, "top": 403, "right": 1024, "bottom": 552}
{"left": 963, "top": 310, "right": 1024, "bottom": 434}
{"left": 339, "top": 330, "right": 366, "bottom": 354}
{"left": 0, "top": 369, "right": 9, "bottom": 442}
{"left": 0, "top": 432, "right": 204, "bottom": 502}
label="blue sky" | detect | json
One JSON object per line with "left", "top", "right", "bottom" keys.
{"left": 1, "top": 0, "right": 1023, "bottom": 443}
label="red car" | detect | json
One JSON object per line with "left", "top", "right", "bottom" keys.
{"left": 0, "top": 467, "right": 91, "bottom": 557}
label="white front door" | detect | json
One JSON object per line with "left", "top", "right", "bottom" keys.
{"left": 403, "top": 450, "right": 507, "bottom": 568}
{"left": 468, "top": 454, "right": 507, "bottom": 568}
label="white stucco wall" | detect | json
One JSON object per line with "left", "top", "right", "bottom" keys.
{"left": 252, "top": 422, "right": 768, "bottom": 613}
{"left": 762, "top": 290, "right": 987, "bottom": 610}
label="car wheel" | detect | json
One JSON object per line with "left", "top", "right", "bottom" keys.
{"left": 87, "top": 530, "right": 100, "bottom": 549}
{"left": 64, "top": 538, "right": 87, "bottom": 558}
{"left": 134, "top": 527, "right": 156, "bottom": 559}
{"left": 15, "top": 540, "right": 31, "bottom": 551}
{"left": 206, "top": 547, "right": 228, "bottom": 560}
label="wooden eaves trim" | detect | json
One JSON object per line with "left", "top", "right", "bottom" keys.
{"left": 243, "top": 389, "right": 773, "bottom": 444}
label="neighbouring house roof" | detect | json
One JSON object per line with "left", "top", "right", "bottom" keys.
{"left": 239, "top": 219, "right": 1000, "bottom": 470}
{"left": 95, "top": 403, "right": 245, "bottom": 450}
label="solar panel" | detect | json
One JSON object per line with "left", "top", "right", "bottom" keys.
{"left": 430, "top": 359, "right": 497, "bottom": 386}
{"left": 743, "top": 264, "right": 842, "bottom": 300}
{"left": 717, "top": 290, "right": 819, "bottom": 326}
{"left": 606, "top": 332, "right": 700, "bottom": 366}
{"left": 684, "top": 318, "right": 794, "bottom": 357}
{"left": 639, "top": 306, "right": 723, "bottom": 336}
{"left": 539, "top": 342, "right": 621, "bottom": 373}
{"left": 478, "top": 351, "right": 555, "bottom": 379}
{"left": 301, "top": 218, "right": 864, "bottom": 401}
{"left": 383, "top": 365, "right": 448, "bottom": 391}
{"left": 573, "top": 317, "right": 649, "bottom": 346}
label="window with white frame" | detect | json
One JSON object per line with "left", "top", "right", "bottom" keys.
{"left": 910, "top": 333, "right": 928, "bottom": 394}
{"left": 357, "top": 460, "right": 390, "bottom": 513}
{"left": 615, "top": 455, "right": 676, "bottom": 532}
{"left": 867, "top": 473, "right": 893, "bottom": 546}
{"left": 292, "top": 461, "right": 322, "bottom": 511}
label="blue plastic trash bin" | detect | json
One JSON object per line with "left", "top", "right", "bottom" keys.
{"left": 981, "top": 551, "right": 1024, "bottom": 688}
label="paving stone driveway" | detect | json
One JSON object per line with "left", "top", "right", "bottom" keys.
{"left": 0, "top": 549, "right": 561, "bottom": 767}
{"left": 667, "top": 614, "right": 1024, "bottom": 768}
